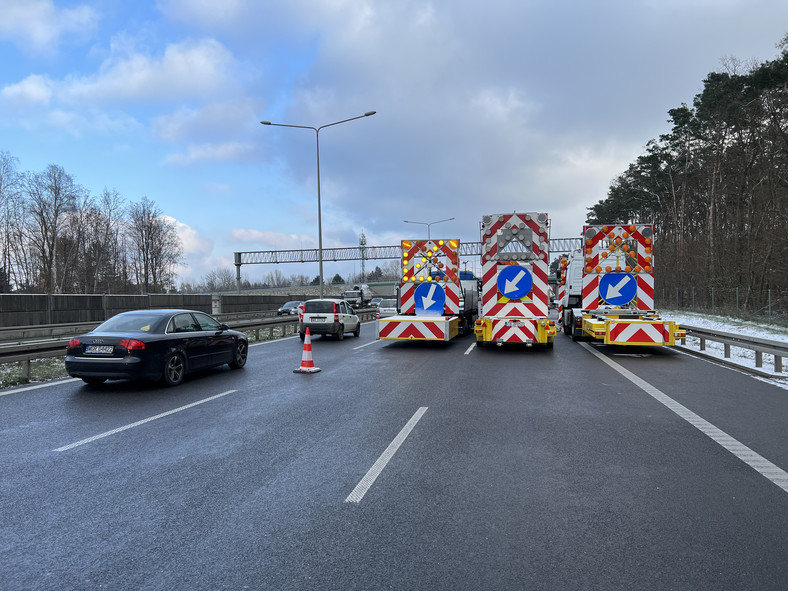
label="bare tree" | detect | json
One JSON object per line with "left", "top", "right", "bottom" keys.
{"left": 23, "top": 165, "right": 81, "bottom": 292}
{"left": 126, "top": 196, "right": 182, "bottom": 293}
{"left": 0, "top": 152, "right": 22, "bottom": 291}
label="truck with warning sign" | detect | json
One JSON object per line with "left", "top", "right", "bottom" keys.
{"left": 557, "top": 223, "right": 685, "bottom": 345}
{"left": 473, "top": 212, "right": 557, "bottom": 348}
{"left": 376, "top": 238, "right": 478, "bottom": 342}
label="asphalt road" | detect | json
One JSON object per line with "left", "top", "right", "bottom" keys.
{"left": 2, "top": 323, "right": 788, "bottom": 590}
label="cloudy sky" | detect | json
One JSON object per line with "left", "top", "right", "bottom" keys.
{"left": 1, "top": 0, "right": 787, "bottom": 284}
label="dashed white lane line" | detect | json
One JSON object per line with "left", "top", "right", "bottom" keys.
{"left": 581, "top": 342, "right": 788, "bottom": 494}
{"left": 464, "top": 342, "right": 476, "bottom": 355}
{"left": 353, "top": 339, "right": 384, "bottom": 350}
{"left": 346, "top": 407, "right": 428, "bottom": 503}
{"left": 54, "top": 389, "right": 238, "bottom": 452}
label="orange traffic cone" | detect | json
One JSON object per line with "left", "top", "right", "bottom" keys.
{"left": 294, "top": 328, "right": 321, "bottom": 373}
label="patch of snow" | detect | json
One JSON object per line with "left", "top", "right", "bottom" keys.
{"left": 662, "top": 309, "right": 788, "bottom": 390}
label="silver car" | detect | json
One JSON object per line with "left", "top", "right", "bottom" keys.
{"left": 376, "top": 298, "right": 398, "bottom": 318}
{"left": 300, "top": 298, "right": 361, "bottom": 340}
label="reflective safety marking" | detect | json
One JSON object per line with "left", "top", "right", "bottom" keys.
{"left": 54, "top": 390, "right": 238, "bottom": 452}
{"left": 1, "top": 378, "right": 80, "bottom": 397}
{"left": 581, "top": 343, "right": 788, "bottom": 494}
{"left": 345, "top": 407, "right": 428, "bottom": 503}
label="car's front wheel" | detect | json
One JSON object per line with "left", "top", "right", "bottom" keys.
{"left": 229, "top": 340, "right": 247, "bottom": 369}
{"left": 162, "top": 352, "right": 185, "bottom": 386}
{"left": 353, "top": 322, "right": 360, "bottom": 338}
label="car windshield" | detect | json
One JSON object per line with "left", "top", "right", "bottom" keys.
{"left": 282, "top": 301, "right": 300, "bottom": 308}
{"left": 305, "top": 301, "right": 336, "bottom": 314}
{"left": 95, "top": 313, "right": 162, "bottom": 333}
{"left": 379, "top": 299, "right": 396, "bottom": 308}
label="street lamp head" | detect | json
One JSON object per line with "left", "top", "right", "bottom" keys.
{"left": 260, "top": 121, "right": 272, "bottom": 125}
{"left": 364, "top": 111, "right": 376, "bottom": 117}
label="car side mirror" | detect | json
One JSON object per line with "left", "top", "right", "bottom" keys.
{"left": 220, "top": 323, "right": 230, "bottom": 331}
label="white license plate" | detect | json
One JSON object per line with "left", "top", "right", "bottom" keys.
{"left": 311, "top": 316, "right": 326, "bottom": 322}
{"left": 85, "top": 345, "right": 114, "bottom": 354}
{"left": 504, "top": 321, "right": 526, "bottom": 327}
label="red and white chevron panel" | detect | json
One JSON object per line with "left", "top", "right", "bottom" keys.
{"left": 580, "top": 224, "right": 655, "bottom": 311}
{"left": 491, "top": 318, "right": 538, "bottom": 343}
{"left": 479, "top": 212, "right": 550, "bottom": 319}
{"left": 608, "top": 320, "right": 668, "bottom": 345}
{"left": 377, "top": 316, "right": 456, "bottom": 341}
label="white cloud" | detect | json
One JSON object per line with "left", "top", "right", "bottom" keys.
{"left": 153, "top": 98, "right": 261, "bottom": 143}
{"left": 62, "top": 38, "right": 238, "bottom": 106}
{"left": 164, "top": 141, "right": 255, "bottom": 166}
{"left": 169, "top": 217, "right": 213, "bottom": 256}
{"left": 0, "top": 0, "right": 97, "bottom": 53}
{"left": 229, "top": 229, "right": 317, "bottom": 250}
{"left": 1, "top": 74, "right": 53, "bottom": 105}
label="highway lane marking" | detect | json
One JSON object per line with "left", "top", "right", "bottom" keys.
{"left": 581, "top": 342, "right": 788, "bottom": 494}
{"left": 345, "top": 406, "right": 428, "bottom": 503}
{"left": 54, "top": 389, "right": 238, "bottom": 452}
{"left": 464, "top": 343, "right": 476, "bottom": 355}
{"left": 353, "top": 339, "right": 384, "bottom": 350}
{"left": 1, "top": 377, "right": 80, "bottom": 396}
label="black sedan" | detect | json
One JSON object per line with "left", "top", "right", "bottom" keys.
{"left": 65, "top": 309, "right": 248, "bottom": 386}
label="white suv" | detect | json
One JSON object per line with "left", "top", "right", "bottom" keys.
{"left": 300, "top": 298, "right": 361, "bottom": 341}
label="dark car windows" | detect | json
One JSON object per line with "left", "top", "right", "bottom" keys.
{"left": 97, "top": 314, "right": 161, "bottom": 333}
{"left": 305, "top": 301, "right": 335, "bottom": 314}
{"left": 171, "top": 313, "right": 198, "bottom": 333}
{"left": 193, "top": 313, "right": 221, "bottom": 332}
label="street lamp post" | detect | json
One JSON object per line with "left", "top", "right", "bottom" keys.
{"left": 403, "top": 217, "right": 455, "bottom": 241}
{"left": 261, "top": 111, "right": 376, "bottom": 298}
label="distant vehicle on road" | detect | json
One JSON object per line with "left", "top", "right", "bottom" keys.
{"left": 376, "top": 298, "right": 398, "bottom": 318}
{"left": 277, "top": 300, "right": 305, "bottom": 315}
{"left": 65, "top": 309, "right": 248, "bottom": 386}
{"left": 300, "top": 299, "right": 360, "bottom": 341}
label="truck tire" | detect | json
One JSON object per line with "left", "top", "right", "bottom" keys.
{"left": 563, "top": 312, "right": 573, "bottom": 337}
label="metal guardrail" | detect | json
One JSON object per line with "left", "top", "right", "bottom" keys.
{"left": 681, "top": 324, "right": 787, "bottom": 373}
{"left": 0, "top": 309, "right": 379, "bottom": 379}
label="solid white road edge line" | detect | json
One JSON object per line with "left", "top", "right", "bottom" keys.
{"left": 54, "top": 389, "right": 238, "bottom": 452}
{"left": 1, "top": 377, "right": 80, "bottom": 396}
{"left": 345, "top": 406, "right": 428, "bottom": 504}
{"left": 580, "top": 342, "right": 788, "bottom": 494}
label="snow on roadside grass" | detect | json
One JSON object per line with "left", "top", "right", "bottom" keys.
{"left": 663, "top": 309, "right": 788, "bottom": 388}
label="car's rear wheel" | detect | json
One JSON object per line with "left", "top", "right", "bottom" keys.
{"left": 162, "top": 352, "right": 185, "bottom": 386}
{"left": 229, "top": 340, "right": 247, "bottom": 369}
{"left": 337, "top": 326, "right": 344, "bottom": 341}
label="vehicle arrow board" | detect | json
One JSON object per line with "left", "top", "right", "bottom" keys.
{"left": 598, "top": 273, "right": 637, "bottom": 306}
{"left": 504, "top": 269, "right": 526, "bottom": 295}
{"left": 414, "top": 282, "right": 446, "bottom": 315}
{"left": 496, "top": 265, "right": 533, "bottom": 301}
{"left": 605, "top": 275, "right": 631, "bottom": 300}
{"left": 422, "top": 283, "right": 437, "bottom": 309}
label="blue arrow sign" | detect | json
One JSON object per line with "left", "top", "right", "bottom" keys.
{"left": 497, "top": 265, "right": 533, "bottom": 300}
{"left": 599, "top": 273, "right": 637, "bottom": 306}
{"left": 414, "top": 282, "right": 446, "bottom": 315}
